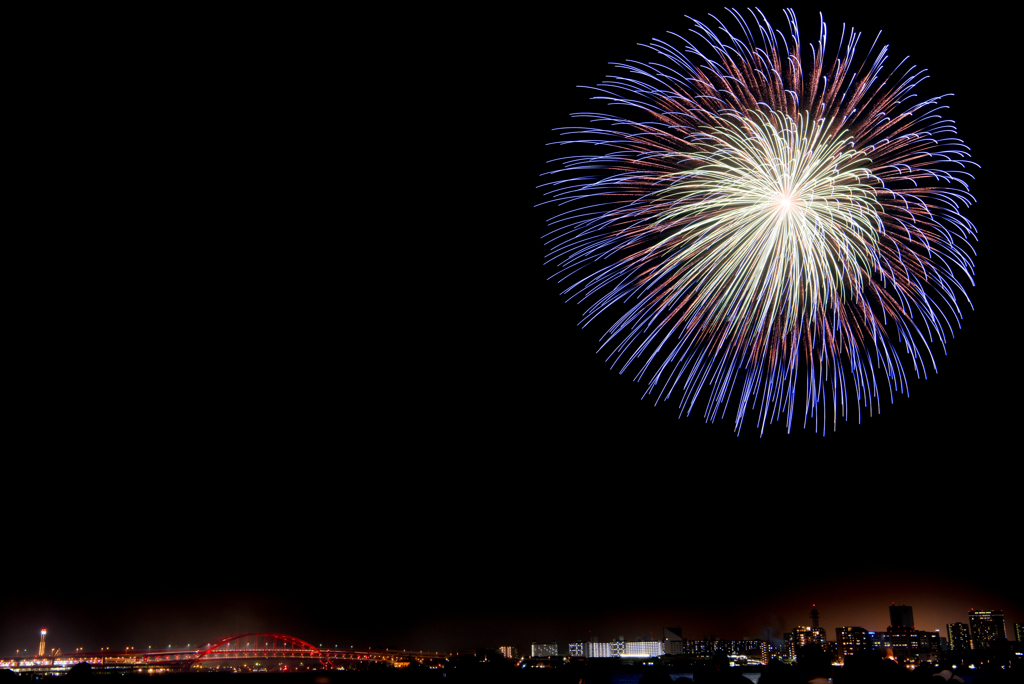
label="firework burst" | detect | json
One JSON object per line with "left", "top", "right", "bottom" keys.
{"left": 538, "top": 8, "right": 977, "bottom": 435}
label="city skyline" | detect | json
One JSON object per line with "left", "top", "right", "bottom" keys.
{"left": 6, "top": 595, "right": 1020, "bottom": 656}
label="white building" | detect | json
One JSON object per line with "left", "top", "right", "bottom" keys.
{"left": 568, "top": 641, "right": 664, "bottom": 658}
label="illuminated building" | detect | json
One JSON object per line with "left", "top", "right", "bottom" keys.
{"left": 808, "top": 605, "right": 827, "bottom": 644}
{"left": 883, "top": 627, "right": 941, "bottom": 661}
{"left": 530, "top": 643, "right": 558, "bottom": 658}
{"left": 663, "top": 628, "right": 685, "bottom": 656}
{"left": 788, "top": 626, "right": 825, "bottom": 649}
{"left": 878, "top": 603, "right": 940, "bottom": 661}
{"left": 1015, "top": 623, "right": 1023, "bottom": 643}
{"left": 836, "top": 627, "right": 871, "bottom": 660}
{"left": 39, "top": 630, "right": 46, "bottom": 657}
{"left": 621, "top": 642, "right": 663, "bottom": 658}
{"left": 568, "top": 641, "right": 664, "bottom": 658}
{"left": 660, "top": 638, "right": 764, "bottom": 659}
{"left": 787, "top": 606, "right": 827, "bottom": 655}
{"left": 781, "top": 637, "right": 795, "bottom": 662}
{"left": 718, "top": 640, "right": 765, "bottom": 657}
{"left": 968, "top": 610, "right": 1006, "bottom": 649}
{"left": 789, "top": 628, "right": 812, "bottom": 648}
{"left": 947, "top": 622, "right": 970, "bottom": 652}
{"left": 498, "top": 646, "right": 517, "bottom": 660}
{"left": 889, "top": 604, "right": 914, "bottom": 629}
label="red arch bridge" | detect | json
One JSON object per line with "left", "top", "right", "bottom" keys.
{"left": 1, "top": 633, "right": 451, "bottom": 673}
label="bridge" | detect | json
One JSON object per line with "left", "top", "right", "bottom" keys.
{"left": 1, "top": 633, "right": 451, "bottom": 673}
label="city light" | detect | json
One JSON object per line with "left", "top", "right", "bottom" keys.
{"left": 3, "top": 603, "right": 1018, "bottom": 677}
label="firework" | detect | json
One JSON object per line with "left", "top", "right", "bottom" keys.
{"left": 538, "top": 9, "right": 977, "bottom": 435}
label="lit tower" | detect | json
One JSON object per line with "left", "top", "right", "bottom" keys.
{"left": 39, "top": 629, "right": 47, "bottom": 656}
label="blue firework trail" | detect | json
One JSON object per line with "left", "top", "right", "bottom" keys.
{"left": 537, "top": 8, "right": 977, "bottom": 435}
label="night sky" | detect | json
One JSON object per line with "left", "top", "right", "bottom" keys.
{"left": 4, "top": 2, "right": 1015, "bottom": 663}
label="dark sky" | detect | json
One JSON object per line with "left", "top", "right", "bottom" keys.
{"left": 4, "top": 2, "right": 1014, "bottom": 661}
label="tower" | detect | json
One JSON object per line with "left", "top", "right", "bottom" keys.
{"left": 889, "top": 604, "right": 914, "bottom": 629}
{"left": 39, "top": 629, "right": 46, "bottom": 656}
{"left": 809, "top": 605, "right": 826, "bottom": 643}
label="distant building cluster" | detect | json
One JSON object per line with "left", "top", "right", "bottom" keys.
{"left": 531, "top": 629, "right": 770, "bottom": 664}
{"left": 947, "top": 610, "right": 1008, "bottom": 651}
{"left": 664, "top": 628, "right": 765, "bottom": 662}
{"left": 518, "top": 604, "right": 1017, "bottom": 668}
{"left": 831, "top": 605, "right": 1014, "bottom": 664}
{"left": 831, "top": 604, "right": 943, "bottom": 663}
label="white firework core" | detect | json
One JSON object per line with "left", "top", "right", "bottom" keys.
{"left": 539, "top": 8, "right": 977, "bottom": 435}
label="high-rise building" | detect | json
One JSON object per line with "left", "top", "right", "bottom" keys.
{"left": 531, "top": 642, "right": 558, "bottom": 658}
{"left": 890, "top": 604, "right": 914, "bottom": 629}
{"left": 1015, "top": 623, "right": 1023, "bottom": 643}
{"left": 39, "top": 629, "right": 46, "bottom": 657}
{"left": 498, "top": 646, "right": 518, "bottom": 660}
{"left": 968, "top": 610, "right": 1006, "bottom": 649}
{"left": 947, "top": 623, "right": 971, "bottom": 652}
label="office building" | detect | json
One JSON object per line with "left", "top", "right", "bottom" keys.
{"left": 884, "top": 627, "right": 941, "bottom": 659}
{"left": 531, "top": 642, "right": 558, "bottom": 658}
{"left": 789, "top": 626, "right": 825, "bottom": 649}
{"left": 890, "top": 604, "right": 915, "bottom": 629}
{"left": 947, "top": 623, "right": 970, "bottom": 652}
{"left": 836, "top": 627, "right": 872, "bottom": 660}
{"left": 968, "top": 610, "right": 1006, "bottom": 649}
{"left": 663, "top": 628, "right": 685, "bottom": 655}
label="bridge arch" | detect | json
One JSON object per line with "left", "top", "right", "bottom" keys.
{"left": 192, "top": 633, "right": 323, "bottom": 664}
